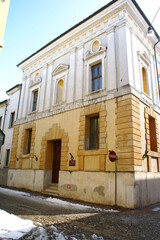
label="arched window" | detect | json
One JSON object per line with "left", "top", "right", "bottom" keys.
{"left": 142, "top": 67, "right": 149, "bottom": 95}
{"left": 56, "top": 79, "right": 64, "bottom": 103}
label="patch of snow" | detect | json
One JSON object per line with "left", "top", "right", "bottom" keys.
{"left": 0, "top": 210, "right": 34, "bottom": 239}
{"left": 56, "top": 233, "right": 66, "bottom": 240}
{"left": 152, "top": 207, "right": 160, "bottom": 212}
{"left": 23, "top": 226, "right": 104, "bottom": 240}
{"left": 50, "top": 225, "right": 58, "bottom": 232}
{"left": 46, "top": 197, "right": 92, "bottom": 209}
{"left": 0, "top": 187, "right": 119, "bottom": 213}
{"left": 0, "top": 187, "right": 30, "bottom": 197}
{"left": 46, "top": 197, "right": 119, "bottom": 213}
{"left": 0, "top": 208, "right": 105, "bottom": 240}
{"left": 91, "top": 234, "right": 104, "bottom": 239}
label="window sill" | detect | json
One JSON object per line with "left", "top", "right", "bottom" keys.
{"left": 54, "top": 101, "right": 65, "bottom": 107}
{"left": 88, "top": 88, "right": 103, "bottom": 95}
{"left": 148, "top": 150, "right": 160, "bottom": 158}
{"left": 50, "top": 101, "right": 66, "bottom": 110}
{"left": 22, "top": 153, "right": 34, "bottom": 159}
{"left": 78, "top": 149, "right": 106, "bottom": 156}
{"left": 3, "top": 166, "right": 9, "bottom": 169}
{"left": 28, "top": 110, "right": 38, "bottom": 115}
{"left": 142, "top": 92, "right": 152, "bottom": 100}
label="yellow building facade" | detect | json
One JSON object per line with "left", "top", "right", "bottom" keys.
{"left": 8, "top": 0, "right": 160, "bottom": 208}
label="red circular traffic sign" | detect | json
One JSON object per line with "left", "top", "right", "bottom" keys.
{"left": 109, "top": 150, "right": 117, "bottom": 162}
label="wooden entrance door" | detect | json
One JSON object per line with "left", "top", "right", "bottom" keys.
{"left": 52, "top": 140, "right": 61, "bottom": 183}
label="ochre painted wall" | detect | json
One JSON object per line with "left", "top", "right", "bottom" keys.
{"left": 10, "top": 94, "right": 160, "bottom": 174}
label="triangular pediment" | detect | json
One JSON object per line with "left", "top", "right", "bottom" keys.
{"left": 52, "top": 64, "right": 69, "bottom": 76}
{"left": 137, "top": 51, "right": 151, "bottom": 65}
{"left": 84, "top": 45, "right": 107, "bottom": 60}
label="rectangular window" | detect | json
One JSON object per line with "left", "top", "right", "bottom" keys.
{"left": 5, "top": 149, "right": 10, "bottom": 166}
{"left": 32, "top": 90, "right": 38, "bottom": 112}
{"left": 9, "top": 112, "right": 15, "bottom": 128}
{"left": 149, "top": 116, "right": 157, "bottom": 152}
{"left": 91, "top": 63, "right": 102, "bottom": 92}
{"left": 85, "top": 115, "right": 99, "bottom": 150}
{"left": 90, "top": 116, "right": 99, "bottom": 149}
{"left": 0, "top": 117, "right": 2, "bottom": 129}
{"left": 24, "top": 129, "right": 32, "bottom": 154}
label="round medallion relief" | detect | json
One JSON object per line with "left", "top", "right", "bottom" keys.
{"left": 92, "top": 40, "right": 100, "bottom": 53}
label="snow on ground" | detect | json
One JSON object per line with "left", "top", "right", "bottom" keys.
{"left": 0, "top": 187, "right": 119, "bottom": 239}
{"left": 46, "top": 197, "right": 119, "bottom": 213}
{"left": 0, "top": 209, "right": 34, "bottom": 239}
{"left": 152, "top": 207, "right": 160, "bottom": 212}
{"left": 0, "top": 210, "right": 104, "bottom": 240}
{"left": 0, "top": 187, "right": 31, "bottom": 197}
{"left": 0, "top": 187, "right": 119, "bottom": 213}
{"left": 24, "top": 225, "right": 104, "bottom": 240}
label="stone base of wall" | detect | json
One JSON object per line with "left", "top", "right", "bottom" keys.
{"left": 6, "top": 169, "right": 160, "bottom": 208}
{"left": 0, "top": 168, "right": 8, "bottom": 186}
{"left": 135, "top": 172, "right": 160, "bottom": 208}
{"left": 59, "top": 171, "right": 135, "bottom": 208}
{"left": 7, "top": 169, "right": 44, "bottom": 192}
{"left": 59, "top": 171, "right": 160, "bottom": 208}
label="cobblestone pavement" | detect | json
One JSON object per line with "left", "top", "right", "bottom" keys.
{"left": 0, "top": 188, "right": 160, "bottom": 239}
{"left": 22, "top": 207, "right": 160, "bottom": 240}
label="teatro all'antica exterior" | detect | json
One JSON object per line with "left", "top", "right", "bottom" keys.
{"left": 7, "top": 0, "right": 160, "bottom": 208}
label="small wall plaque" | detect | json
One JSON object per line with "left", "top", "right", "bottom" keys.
{"left": 69, "top": 159, "right": 76, "bottom": 166}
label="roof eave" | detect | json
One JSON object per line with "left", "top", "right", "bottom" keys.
{"left": 17, "top": 0, "right": 160, "bottom": 68}
{"left": 6, "top": 84, "right": 22, "bottom": 95}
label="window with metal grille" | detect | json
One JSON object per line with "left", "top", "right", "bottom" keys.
{"left": 91, "top": 63, "right": 102, "bottom": 92}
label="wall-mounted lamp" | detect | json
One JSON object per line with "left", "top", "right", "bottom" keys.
{"left": 147, "top": 26, "right": 154, "bottom": 37}
{"left": 69, "top": 153, "right": 74, "bottom": 160}
{"left": 69, "top": 153, "right": 76, "bottom": 166}
{"left": 142, "top": 150, "right": 148, "bottom": 160}
{"left": 15, "top": 155, "right": 19, "bottom": 161}
{"left": 34, "top": 155, "right": 38, "bottom": 161}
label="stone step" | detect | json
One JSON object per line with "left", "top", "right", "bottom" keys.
{"left": 47, "top": 184, "right": 58, "bottom": 190}
{"left": 43, "top": 190, "right": 59, "bottom": 197}
{"left": 42, "top": 183, "right": 59, "bottom": 197}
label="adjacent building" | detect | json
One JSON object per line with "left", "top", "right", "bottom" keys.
{"left": 0, "top": 84, "right": 21, "bottom": 185}
{"left": 0, "top": 0, "right": 10, "bottom": 51}
{"left": 6, "top": 0, "right": 160, "bottom": 208}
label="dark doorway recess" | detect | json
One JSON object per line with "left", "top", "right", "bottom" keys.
{"left": 52, "top": 140, "right": 61, "bottom": 183}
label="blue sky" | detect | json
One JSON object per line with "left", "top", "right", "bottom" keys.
{"left": 0, "top": 0, "right": 159, "bottom": 101}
